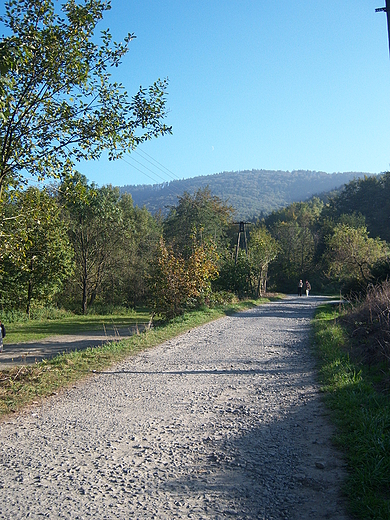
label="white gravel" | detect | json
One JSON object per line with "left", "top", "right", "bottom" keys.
{"left": 0, "top": 296, "right": 350, "bottom": 519}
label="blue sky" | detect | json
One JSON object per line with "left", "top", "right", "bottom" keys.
{"left": 7, "top": 1, "right": 390, "bottom": 187}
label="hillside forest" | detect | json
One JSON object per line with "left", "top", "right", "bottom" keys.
{"left": 0, "top": 171, "right": 389, "bottom": 321}
{"left": 0, "top": 0, "right": 388, "bottom": 323}
{"left": 120, "top": 169, "right": 370, "bottom": 220}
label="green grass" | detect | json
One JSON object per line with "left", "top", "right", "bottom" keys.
{"left": 4, "top": 308, "right": 152, "bottom": 344}
{"left": 0, "top": 298, "right": 268, "bottom": 417}
{"left": 312, "top": 304, "right": 390, "bottom": 520}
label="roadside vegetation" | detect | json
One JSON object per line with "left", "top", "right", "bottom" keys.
{"left": 1, "top": 2, "right": 390, "bottom": 514}
{"left": 3, "top": 307, "right": 152, "bottom": 344}
{"left": 0, "top": 298, "right": 272, "bottom": 417}
{"left": 313, "top": 284, "right": 390, "bottom": 520}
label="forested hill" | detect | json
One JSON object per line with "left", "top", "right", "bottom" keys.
{"left": 323, "top": 171, "right": 390, "bottom": 242}
{"left": 119, "top": 169, "right": 372, "bottom": 219}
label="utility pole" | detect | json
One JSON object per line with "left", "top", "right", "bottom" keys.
{"left": 234, "top": 221, "right": 250, "bottom": 264}
{"left": 376, "top": 0, "right": 390, "bottom": 56}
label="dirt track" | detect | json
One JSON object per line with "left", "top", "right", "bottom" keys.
{"left": 0, "top": 325, "right": 145, "bottom": 367}
{"left": 0, "top": 296, "right": 350, "bottom": 519}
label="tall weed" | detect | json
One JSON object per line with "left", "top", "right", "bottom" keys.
{"left": 343, "top": 280, "right": 390, "bottom": 363}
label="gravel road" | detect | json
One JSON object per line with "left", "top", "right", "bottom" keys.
{"left": 0, "top": 296, "right": 350, "bottom": 519}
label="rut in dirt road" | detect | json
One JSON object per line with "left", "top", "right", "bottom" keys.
{"left": 0, "top": 296, "right": 350, "bottom": 519}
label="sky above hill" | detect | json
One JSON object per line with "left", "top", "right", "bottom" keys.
{"left": 6, "top": 1, "right": 390, "bottom": 187}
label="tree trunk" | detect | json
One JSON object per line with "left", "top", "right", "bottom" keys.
{"left": 82, "top": 282, "right": 87, "bottom": 314}
{"left": 26, "top": 257, "right": 34, "bottom": 316}
{"left": 26, "top": 279, "right": 32, "bottom": 317}
{"left": 89, "top": 289, "right": 97, "bottom": 307}
{"left": 256, "top": 275, "right": 261, "bottom": 298}
{"left": 262, "top": 266, "right": 268, "bottom": 295}
{"left": 81, "top": 251, "right": 89, "bottom": 314}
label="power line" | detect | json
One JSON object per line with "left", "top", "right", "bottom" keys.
{"left": 119, "top": 145, "right": 190, "bottom": 203}
{"left": 123, "top": 153, "right": 172, "bottom": 185}
{"left": 134, "top": 148, "right": 182, "bottom": 182}
{"left": 120, "top": 156, "right": 162, "bottom": 186}
{"left": 119, "top": 155, "right": 185, "bottom": 203}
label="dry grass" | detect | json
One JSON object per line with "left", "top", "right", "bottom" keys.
{"left": 342, "top": 280, "right": 390, "bottom": 366}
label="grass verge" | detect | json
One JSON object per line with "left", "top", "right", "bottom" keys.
{"left": 4, "top": 308, "right": 153, "bottom": 344}
{"left": 312, "top": 304, "right": 390, "bottom": 520}
{"left": 0, "top": 299, "right": 268, "bottom": 418}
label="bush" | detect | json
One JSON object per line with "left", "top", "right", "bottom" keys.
{"left": 208, "top": 291, "right": 237, "bottom": 307}
{"left": 343, "top": 280, "right": 390, "bottom": 364}
{"left": 85, "top": 304, "right": 133, "bottom": 316}
{"left": 0, "top": 306, "right": 73, "bottom": 324}
{"left": 0, "top": 308, "right": 30, "bottom": 324}
{"left": 370, "top": 258, "right": 390, "bottom": 285}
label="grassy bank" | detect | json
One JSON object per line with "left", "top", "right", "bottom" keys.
{"left": 4, "top": 308, "right": 153, "bottom": 344}
{"left": 0, "top": 299, "right": 271, "bottom": 418}
{"left": 313, "top": 304, "right": 390, "bottom": 520}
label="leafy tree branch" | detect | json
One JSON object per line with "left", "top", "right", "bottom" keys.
{"left": 0, "top": 0, "right": 172, "bottom": 196}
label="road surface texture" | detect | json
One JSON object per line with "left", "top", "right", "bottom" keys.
{"left": 0, "top": 296, "right": 350, "bottom": 519}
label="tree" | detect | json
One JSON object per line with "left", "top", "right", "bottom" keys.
{"left": 185, "top": 236, "right": 219, "bottom": 306}
{"left": 0, "top": 0, "right": 171, "bottom": 197}
{"left": 163, "top": 187, "right": 234, "bottom": 258}
{"left": 100, "top": 193, "right": 162, "bottom": 308}
{"left": 266, "top": 199, "right": 323, "bottom": 291}
{"left": 323, "top": 173, "right": 390, "bottom": 242}
{"left": 60, "top": 174, "right": 125, "bottom": 314}
{"left": 248, "top": 224, "right": 279, "bottom": 296}
{"left": 149, "top": 236, "right": 219, "bottom": 320}
{"left": 325, "top": 223, "right": 388, "bottom": 290}
{"left": 149, "top": 238, "right": 188, "bottom": 320}
{"left": 214, "top": 249, "right": 252, "bottom": 297}
{"left": 0, "top": 187, "right": 74, "bottom": 313}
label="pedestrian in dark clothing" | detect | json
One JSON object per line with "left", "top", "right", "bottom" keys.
{"left": 298, "top": 279, "right": 303, "bottom": 297}
{"left": 0, "top": 320, "right": 5, "bottom": 352}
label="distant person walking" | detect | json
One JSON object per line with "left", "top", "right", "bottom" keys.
{"left": 0, "top": 320, "right": 5, "bottom": 352}
{"left": 305, "top": 280, "right": 311, "bottom": 297}
{"left": 298, "top": 279, "right": 303, "bottom": 297}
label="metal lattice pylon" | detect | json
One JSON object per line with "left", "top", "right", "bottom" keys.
{"left": 234, "top": 221, "right": 250, "bottom": 264}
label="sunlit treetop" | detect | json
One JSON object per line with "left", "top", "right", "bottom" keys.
{"left": 0, "top": 0, "right": 171, "bottom": 198}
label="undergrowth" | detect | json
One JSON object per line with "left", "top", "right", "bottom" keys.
{"left": 313, "top": 303, "right": 390, "bottom": 519}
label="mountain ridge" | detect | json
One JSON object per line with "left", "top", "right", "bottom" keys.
{"left": 119, "top": 169, "right": 375, "bottom": 220}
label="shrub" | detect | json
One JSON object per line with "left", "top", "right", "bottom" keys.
{"left": 343, "top": 280, "right": 390, "bottom": 364}
{"left": 149, "top": 237, "right": 219, "bottom": 320}
{"left": 0, "top": 305, "right": 72, "bottom": 323}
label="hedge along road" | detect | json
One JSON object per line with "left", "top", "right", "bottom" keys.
{"left": 0, "top": 296, "right": 350, "bottom": 520}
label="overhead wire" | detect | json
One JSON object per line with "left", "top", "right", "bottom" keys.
{"left": 122, "top": 153, "right": 171, "bottom": 185}
{"left": 133, "top": 148, "right": 182, "bottom": 182}
{"left": 66, "top": 76, "right": 182, "bottom": 190}
{"left": 119, "top": 156, "right": 162, "bottom": 186}
{"left": 119, "top": 150, "right": 185, "bottom": 202}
